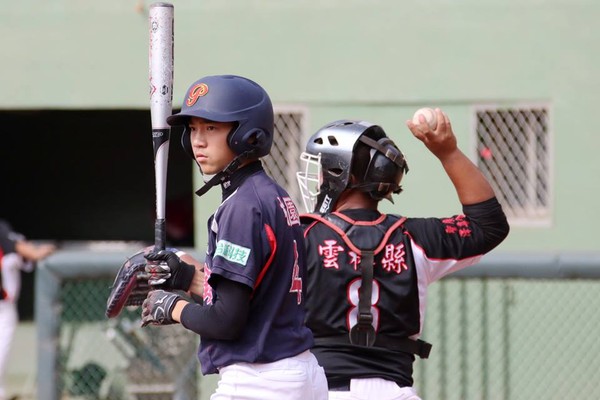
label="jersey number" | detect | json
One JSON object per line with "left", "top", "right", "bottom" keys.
{"left": 347, "top": 278, "right": 380, "bottom": 331}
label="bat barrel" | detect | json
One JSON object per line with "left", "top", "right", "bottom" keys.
{"left": 149, "top": 2, "right": 174, "bottom": 129}
{"left": 149, "top": 2, "right": 174, "bottom": 249}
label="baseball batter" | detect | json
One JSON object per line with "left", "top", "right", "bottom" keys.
{"left": 296, "top": 112, "right": 509, "bottom": 399}
{"left": 0, "top": 219, "right": 55, "bottom": 400}
{"left": 140, "top": 75, "right": 327, "bottom": 400}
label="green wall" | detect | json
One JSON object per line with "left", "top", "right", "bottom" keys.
{"left": 3, "top": 0, "right": 599, "bottom": 251}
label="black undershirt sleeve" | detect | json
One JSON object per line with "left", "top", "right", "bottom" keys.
{"left": 179, "top": 277, "right": 252, "bottom": 340}
{"left": 462, "top": 197, "right": 510, "bottom": 253}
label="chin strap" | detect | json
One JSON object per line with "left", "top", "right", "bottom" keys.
{"left": 194, "top": 150, "right": 256, "bottom": 198}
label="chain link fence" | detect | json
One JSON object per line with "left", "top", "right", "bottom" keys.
{"left": 35, "top": 244, "right": 210, "bottom": 400}
{"left": 415, "top": 278, "right": 600, "bottom": 400}
{"left": 35, "top": 246, "right": 600, "bottom": 400}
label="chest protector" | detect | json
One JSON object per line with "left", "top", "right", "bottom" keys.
{"left": 302, "top": 212, "right": 431, "bottom": 359}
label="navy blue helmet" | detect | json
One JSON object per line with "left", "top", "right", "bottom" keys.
{"left": 167, "top": 75, "right": 274, "bottom": 159}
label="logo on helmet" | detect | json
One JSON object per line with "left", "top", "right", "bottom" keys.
{"left": 186, "top": 83, "right": 209, "bottom": 107}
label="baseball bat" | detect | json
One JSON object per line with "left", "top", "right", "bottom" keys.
{"left": 149, "top": 2, "right": 174, "bottom": 251}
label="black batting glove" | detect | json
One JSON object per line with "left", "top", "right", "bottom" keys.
{"left": 144, "top": 250, "right": 195, "bottom": 291}
{"left": 141, "top": 289, "right": 183, "bottom": 327}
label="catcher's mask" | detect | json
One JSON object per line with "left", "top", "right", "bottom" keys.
{"left": 167, "top": 74, "right": 274, "bottom": 160}
{"left": 297, "top": 119, "right": 408, "bottom": 214}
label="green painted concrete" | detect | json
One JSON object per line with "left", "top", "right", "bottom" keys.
{"left": 3, "top": 2, "right": 599, "bottom": 246}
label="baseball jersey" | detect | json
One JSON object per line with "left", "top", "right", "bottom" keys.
{"left": 197, "top": 161, "right": 314, "bottom": 374}
{"left": 302, "top": 197, "right": 509, "bottom": 388}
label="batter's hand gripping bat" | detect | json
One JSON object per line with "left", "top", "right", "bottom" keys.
{"left": 149, "top": 2, "right": 174, "bottom": 251}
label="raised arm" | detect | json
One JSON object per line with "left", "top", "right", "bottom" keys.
{"left": 15, "top": 240, "right": 56, "bottom": 261}
{"left": 406, "top": 108, "right": 495, "bottom": 205}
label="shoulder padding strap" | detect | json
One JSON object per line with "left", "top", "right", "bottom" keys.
{"left": 350, "top": 250, "right": 376, "bottom": 346}
{"left": 301, "top": 213, "right": 362, "bottom": 255}
{"left": 300, "top": 213, "right": 406, "bottom": 256}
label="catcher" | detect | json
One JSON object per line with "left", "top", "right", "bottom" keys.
{"left": 297, "top": 113, "right": 509, "bottom": 399}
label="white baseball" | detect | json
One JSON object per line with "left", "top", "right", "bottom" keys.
{"left": 412, "top": 107, "right": 438, "bottom": 130}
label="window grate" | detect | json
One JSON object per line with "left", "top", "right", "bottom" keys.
{"left": 262, "top": 108, "right": 306, "bottom": 206}
{"left": 474, "top": 106, "right": 551, "bottom": 225}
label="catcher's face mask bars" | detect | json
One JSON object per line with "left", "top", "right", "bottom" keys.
{"left": 296, "top": 152, "right": 322, "bottom": 214}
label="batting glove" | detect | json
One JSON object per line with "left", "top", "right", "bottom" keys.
{"left": 145, "top": 250, "right": 195, "bottom": 291}
{"left": 141, "top": 289, "right": 183, "bottom": 327}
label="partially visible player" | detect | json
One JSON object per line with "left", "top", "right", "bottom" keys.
{"left": 0, "top": 219, "right": 55, "bottom": 400}
{"left": 140, "top": 75, "right": 327, "bottom": 400}
{"left": 296, "top": 111, "right": 510, "bottom": 399}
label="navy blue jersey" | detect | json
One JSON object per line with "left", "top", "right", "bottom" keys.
{"left": 303, "top": 198, "right": 509, "bottom": 387}
{"left": 197, "top": 163, "right": 313, "bottom": 374}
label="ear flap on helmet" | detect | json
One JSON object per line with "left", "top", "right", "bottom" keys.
{"left": 350, "top": 134, "right": 409, "bottom": 201}
{"left": 359, "top": 136, "right": 408, "bottom": 174}
{"left": 229, "top": 128, "right": 268, "bottom": 157}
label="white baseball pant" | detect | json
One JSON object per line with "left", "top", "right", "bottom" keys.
{"left": 210, "top": 350, "right": 327, "bottom": 400}
{"left": 0, "top": 301, "right": 18, "bottom": 400}
{"left": 328, "top": 377, "right": 421, "bottom": 400}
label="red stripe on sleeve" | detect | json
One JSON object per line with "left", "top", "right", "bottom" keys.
{"left": 253, "top": 223, "right": 277, "bottom": 292}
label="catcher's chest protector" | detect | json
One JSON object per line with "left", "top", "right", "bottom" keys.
{"left": 302, "top": 212, "right": 432, "bottom": 358}
{"left": 301, "top": 212, "right": 407, "bottom": 255}
{"left": 302, "top": 212, "right": 406, "bottom": 345}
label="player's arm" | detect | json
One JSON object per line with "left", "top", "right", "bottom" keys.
{"left": 415, "top": 110, "right": 509, "bottom": 246}
{"left": 405, "top": 108, "right": 509, "bottom": 275}
{"left": 164, "top": 276, "right": 251, "bottom": 339}
{"left": 0, "top": 220, "right": 55, "bottom": 261}
{"left": 406, "top": 108, "right": 495, "bottom": 205}
{"left": 15, "top": 240, "right": 56, "bottom": 261}
{"left": 180, "top": 253, "right": 205, "bottom": 299}
{"left": 187, "top": 264, "right": 205, "bottom": 301}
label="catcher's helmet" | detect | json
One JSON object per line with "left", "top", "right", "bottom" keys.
{"left": 167, "top": 75, "right": 274, "bottom": 159}
{"left": 297, "top": 119, "right": 408, "bottom": 214}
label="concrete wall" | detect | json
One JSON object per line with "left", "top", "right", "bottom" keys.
{"left": 4, "top": 0, "right": 598, "bottom": 252}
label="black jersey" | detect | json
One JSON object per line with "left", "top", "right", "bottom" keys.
{"left": 302, "top": 198, "right": 509, "bottom": 388}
